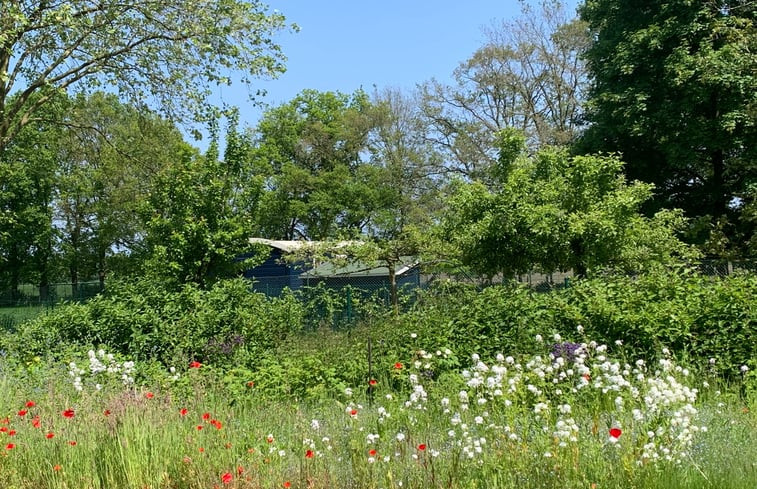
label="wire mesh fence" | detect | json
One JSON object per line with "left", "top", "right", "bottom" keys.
{"left": 0, "top": 281, "right": 103, "bottom": 332}
{"left": 1, "top": 259, "right": 754, "bottom": 331}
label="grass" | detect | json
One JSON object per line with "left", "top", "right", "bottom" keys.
{"left": 0, "top": 305, "right": 48, "bottom": 333}
{"left": 0, "top": 341, "right": 755, "bottom": 489}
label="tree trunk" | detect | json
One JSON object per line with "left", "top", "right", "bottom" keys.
{"left": 571, "top": 238, "right": 587, "bottom": 279}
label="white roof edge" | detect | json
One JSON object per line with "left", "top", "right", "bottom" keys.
{"left": 248, "top": 238, "right": 310, "bottom": 253}
{"left": 249, "top": 238, "right": 364, "bottom": 254}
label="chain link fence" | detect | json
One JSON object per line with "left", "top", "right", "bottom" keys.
{"left": 2, "top": 260, "right": 754, "bottom": 331}
{"left": 0, "top": 282, "right": 103, "bottom": 332}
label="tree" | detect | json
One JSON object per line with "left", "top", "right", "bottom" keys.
{"left": 56, "top": 92, "right": 188, "bottom": 291}
{"left": 440, "top": 130, "right": 696, "bottom": 279}
{"left": 421, "top": 0, "right": 589, "bottom": 179}
{"left": 577, "top": 0, "right": 756, "bottom": 253}
{"left": 0, "top": 0, "right": 292, "bottom": 155}
{"left": 252, "top": 89, "right": 380, "bottom": 240}
{"left": 0, "top": 91, "right": 65, "bottom": 299}
{"left": 139, "top": 121, "right": 266, "bottom": 288}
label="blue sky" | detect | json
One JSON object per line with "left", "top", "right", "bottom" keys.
{"left": 211, "top": 0, "right": 581, "bottom": 134}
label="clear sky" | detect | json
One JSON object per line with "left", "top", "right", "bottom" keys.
{"left": 209, "top": 0, "right": 581, "bottom": 135}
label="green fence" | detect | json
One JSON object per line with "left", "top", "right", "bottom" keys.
{"left": 0, "top": 282, "right": 103, "bottom": 332}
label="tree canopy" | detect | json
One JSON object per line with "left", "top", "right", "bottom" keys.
{"left": 577, "top": 0, "right": 756, "bottom": 253}
{"left": 0, "top": 0, "right": 292, "bottom": 155}
{"left": 441, "top": 130, "right": 696, "bottom": 279}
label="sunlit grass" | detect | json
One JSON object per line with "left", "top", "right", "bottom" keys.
{"left": 0, "top": 340, "right": 754, "bottom": 489}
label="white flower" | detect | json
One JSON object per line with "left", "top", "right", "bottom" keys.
{"left": 740, "top": 365, "right": 749, "bottom": 373}
{"left": 535, "top": 334, "right": 543, "bottom": 343}
{"left": 396, "top": 433, "right": 405, "bottom": 442}
{"left": 410, "top": 333, "right": 417, "bottom": 339}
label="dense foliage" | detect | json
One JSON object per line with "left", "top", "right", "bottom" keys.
{"left": 3, "top": 269, "right": 755, "bottom": 400}
{"left": 578, "top": 0, "right": 756, "bottom": 252}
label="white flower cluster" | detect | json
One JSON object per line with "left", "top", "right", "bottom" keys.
{"left": 68, "top": 349, "right": 135, "bottom": 392}
{"left": 416, "top": 339, "right": 706, "bottom": 466}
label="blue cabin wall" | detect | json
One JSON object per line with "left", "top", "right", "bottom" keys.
{"left": 240, "top": 248, "right": 306, "bottom": 296}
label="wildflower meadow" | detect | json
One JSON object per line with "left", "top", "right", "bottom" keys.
{"left": 1, "top": 272, "right": 756, "bottom": 488}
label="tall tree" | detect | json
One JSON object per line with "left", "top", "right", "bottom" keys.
{"left": 421, "top": 0, "right": 589, "bottom": 179}
{"left": 578, "top": 0, "right": 757, "bottom": 253}
{"left": 252, "top": 89, "right": 378, "bottom": 240}
{"left": 56, "top": 92, "right": 188, "bottom": 291}
{"left": 0, "top": 0, "right": 292, "bottom": 155}
{"left": 0, "top": 91, "right": 65, "bottom": 299}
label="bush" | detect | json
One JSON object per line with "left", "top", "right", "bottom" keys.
{"left": 1, "top": 278, "right": 305, "bottom": 369}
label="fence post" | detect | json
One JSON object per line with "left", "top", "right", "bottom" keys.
{"left": 346, "top": 287, "right": 352, "bottom": 323}
{"left": 367, "top": 337, "right": 374, "bottom": 408}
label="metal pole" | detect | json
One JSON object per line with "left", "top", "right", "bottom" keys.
{"left": 367, "top": 337, "right": 373, "bottom": 408}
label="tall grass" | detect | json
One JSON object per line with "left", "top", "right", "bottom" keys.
{"left": 0, "top": 340, "right": 754, "bottom": 489}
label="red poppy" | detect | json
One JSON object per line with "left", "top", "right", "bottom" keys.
{"left": 211, "top": 419, "right": 223, "bottom": 429}
{"left": 394, "top": 362, "right": 403, "bottom": 369}
{"left": 25, "top": 401, "right": 36, "bottom": 408}
{"left": 103, "top": 410, "right": 111, "bottom": 417}
{"left": 221, "top": 472, "right": 233, "bottom": 484}
{"left": 246, "top": 381, "right": 255, "bottom": 387}
{"left": 145, "top": 392, "right": 154, "bottom": 399}
{"left": 68, "top": 440, "right": 77, "bottom": 446}
{"left": 283, "top": 482, "right": 291, "bottom": 488}
{"left": 8, "top": 430, "right": 16, "bottom": 436}
{"left": 31, "top": 416, "right": 41, "bottom": 428}
{"left": 266, "top": 435, "right": 274, "bottom": 443}
{"left": 199, "top": 447, "right": 205, "bottom": 453}
{"left": 180, "top": 408, "right": 188, "bottom": 417}
{"left": 62, "top": 409, "right": 75, "bottom": 418}
{"left": 17, "top": 409, "right": 27, "bottom": 416}
{"left": 305, "top": 449, "right": 314, "bottom": 458}
{"left": 369, "top": 449, "right": 377, "bottom": 456}
{"left": 609, "top": 428, "right": 622, "bottom": 439}
{"left": 5, "top": 443, "right": 15, "bottom": 450}
{"left": 417, "top": 443, "right": 427, "bottom": 451}
{"left": 197, "top": 425, "right": 203, "bottom": 431}
{"left": 202, "top": 412, "right": 211, "bottom": 420}
{"left": 0, "top": 427, "right": 5, "bottom": 432}
{"left": 369, "top": 379, "right": 377, "bottom": 386}
{"left": 53, "top": 464, "right": 61, "bottom": 471}
{"left": 189, "top": 361, "right": 202, "bottom": 369}
{"left": 46, "top": 432, "right": 55, "bottom": 439}
{"left": 350, "top": 409, "right": 357, "bottom": 417}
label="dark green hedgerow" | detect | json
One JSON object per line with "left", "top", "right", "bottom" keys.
{"left": 0, "top": 278, "right": 304, "bottom": 368}
{"left": 1, "top": 268, "right": 754, "bottom": 400}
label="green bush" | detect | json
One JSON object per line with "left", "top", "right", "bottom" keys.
{"left": 1, "top": 278, "right": 305, "bottom": 369}
{"left": 549, "top": 268, "right": 757, "bottom": 375}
